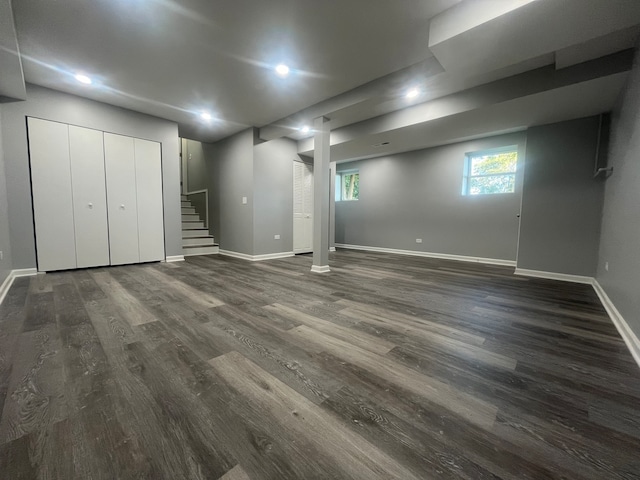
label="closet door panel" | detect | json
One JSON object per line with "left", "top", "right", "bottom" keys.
{"left": 104, "top": 133, "right": 139, "bottom": 265}
{"left": 27, "top": 117, "right": 77, "bottom": 271}
{"left": 69, "top": 125, "right": 110, "bottom": 268}
{"left": 293, "top": 161, "right": 313, "bottom": 254}
{"left": 134, "top": 138, "right": 165, "bottom": 262}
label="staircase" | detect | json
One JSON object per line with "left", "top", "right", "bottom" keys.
{"left": 181, "top": 195, "right": 219, "bottom": 256}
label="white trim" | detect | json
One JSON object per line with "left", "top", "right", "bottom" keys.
{"left": 592, "top": 280, "right": 640, "bottom": 369}
{"left": 13, "top": 268, "right": 38, "bottom": 277}
{"left": 0, "top": 268, "right": 38, "bottom": 305}
{"left": 335, "top": 243, "right": 516, "bottom": 267}
{"left": 165, "top": 255, "right": 185, "bottom": 263}
{"left": 311, "top": 265, "right": 331, "bottom": 273}
{"left": 219, "top": 250, "right": 254, "bottom": 261}
{"left": 252, "top": 252, "right": 295, "bottom": 261}
{"left": 514, "top": 268, "right": 594, "bottom": 284}
{"left": 219, "top": 250, "right": 295, "bottom": 262}
{"left": 329, "top": 247, "right": 336, "bottom": 252}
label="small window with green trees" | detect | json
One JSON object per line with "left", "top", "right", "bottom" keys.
{"left": 336, "top": 170, "right": 359, "bottom": 201}
{"left": 462, "top": 147, "right": 518, "bottom": 196}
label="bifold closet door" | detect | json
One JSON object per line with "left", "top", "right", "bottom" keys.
{"left": 28, "top": 117, "right": 77, "bottom": 272}
{"left": 293, "top": 161, "right": 313, "bottom": 254}
{"left": 69, "top": 125, "right": 110, "bottom": 268}
{"left": 104, "top": 133, "right": 140, "bottom": 265}
{"left": 134, "top": 138, "right": 165, "bottom": 262}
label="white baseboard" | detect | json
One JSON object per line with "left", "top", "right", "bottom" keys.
{"left": 592, "top": 280, "right": 640, "bottom": 369}
{"left": 13, "top": 268, "right": 38, "bottom": 277}
{"left": 311, "top": 265, "right": 331, "bottom": 273}
{"left": 165, "top": 255, "right": 185, "bottom": 263}
{"left": 514, "top": 268, "right": 594, "bottom": 284}
{"left": 253, "top": 252, "right": 295, "bottom": 261}
{"left": 0, "top": 268, "right": 38, "bottom": 305}
{"left": 219, "top": 250, "right": 294, "bottom": 262}
{"left": 219, "top": 250, "right": 253, "bottom": 261}
{"left": 335, "top": 243, "right": 516, "bottom": 267}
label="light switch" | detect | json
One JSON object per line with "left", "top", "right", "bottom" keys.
{"left": 242, "top": 196, "right": 247, "bottom": 205}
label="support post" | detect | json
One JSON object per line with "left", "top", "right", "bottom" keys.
{"left": 311, "top": 116, "right": 330, "bottom": 273}
{"left": 329, "top": 161, "right": 336, "bottom": 252}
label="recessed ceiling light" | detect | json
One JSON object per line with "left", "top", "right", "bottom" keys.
{"left": 75, "top": 73, "right": 92, "bottom": 85}
{"left": 299, "top": 125, "right": 310, "bottom": 134}
{"left": 275, "top": 64, "right": 290, "bottom": 78}
{"left": 405, "top": 88, "right": 420, "bottom": 99}
{"left": 200, "top": 112, "right": 213, "bottom": 121}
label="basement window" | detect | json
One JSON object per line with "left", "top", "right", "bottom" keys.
{"left": 336, "top": 170, "right": 359, "bottom": 201}
{"left": 462, "top": 147, "right": 518, "bottom": 195}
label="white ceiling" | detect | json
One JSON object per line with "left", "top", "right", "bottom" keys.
{"left": 9, "top": 0, "right": 459, "bottom": 141}
{"left": 4, "top": 0, "right": 640, "bottom": 158}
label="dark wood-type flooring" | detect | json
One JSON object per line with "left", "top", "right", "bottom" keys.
{"left": 1, "top": 250, "right": 640, "bottom": 479}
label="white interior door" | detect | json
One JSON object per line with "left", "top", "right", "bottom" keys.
{"left": 69, "top": 125, "right": 110, "bottom": 268}
{"left": 28, "top": 117, "right": 77, "bottom": 271}
{"left": 293, "top": 161, "right": 313, "bottom": 253}
{"left": 104, "top": 133, "right": 139, "bottom": 265}
{"left": 134, "top": 138, "right": 165, "bottom": 262}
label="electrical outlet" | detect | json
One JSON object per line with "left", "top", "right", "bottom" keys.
{"left": 416, "top": 239, "right": 422, "bottom": 244}
{"left": 605, "top": 261, "right": 609, "bottom": 272}
{"left": 274, "top": 234, "right": 280, "bottom": 240}
{"left": 242, "top": 196, "right": 247, "bottom": 205}
{"left": 0, "top": 251, "right": 3, "bottom": 260}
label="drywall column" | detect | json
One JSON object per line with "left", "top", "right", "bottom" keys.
{"left": 329, "top": 162, "right": 336, "bottom": 252}
{"left": 311, "top": 116, "right": 330, "bottom": 273}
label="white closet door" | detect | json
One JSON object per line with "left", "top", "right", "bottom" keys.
{"left": 134, "top": 138, "right": 165, "bottom": 262}
{"left": 68, "top": 125, "right": 110, "bottom": 268}
{"left": 28, "top": 117, "right": 77, "bottom": 272}
{"left": 293, "top": 161, "right": 313, "bottom": 253}
{"left": 104, "top": 133, "right": 139, "bottom": 265}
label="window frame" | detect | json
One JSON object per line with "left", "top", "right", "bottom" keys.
{"left": 336, "top": 169, "right": 359, "bottom": 202}
{"left": 462, "top": 146, "right": 518, "bottom": 196}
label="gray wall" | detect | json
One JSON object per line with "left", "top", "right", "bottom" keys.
{"left": 188, "top": 191, "right": 208, "bottom": 229}
{"left": 203, "top": 142, "right": 220, "bottom": 241}
{"left": 597, "top": 45, "right": 640, "bottom": 337}
{"left": 208, "top": 128, "right": 254, "bottom": 255}
{"left": 0, "top": 105, "right": 12, "bottom": 284}
{"left": 184, "top": 138, "right": 207, "bottom": 192}
{"left": 0, "top": 84, "right": 182, "bottom": 268}
{"left": 518, "top": 116, "right": 603, "bottom": 276}
{"left": 253, "top": 137, "right": 297, "bottom": 255}
{"left": 204, "top": 133, "right": 301, "bottom": 257}
{"left": 181, "top": 138, "right": 208, "bottom": 227}
{"left": 336, "top": 132, "right": 526, "bottom": 261}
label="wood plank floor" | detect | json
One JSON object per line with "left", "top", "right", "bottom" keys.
{"left": 1, "top": 250, "right": 640, "bottom": 479}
